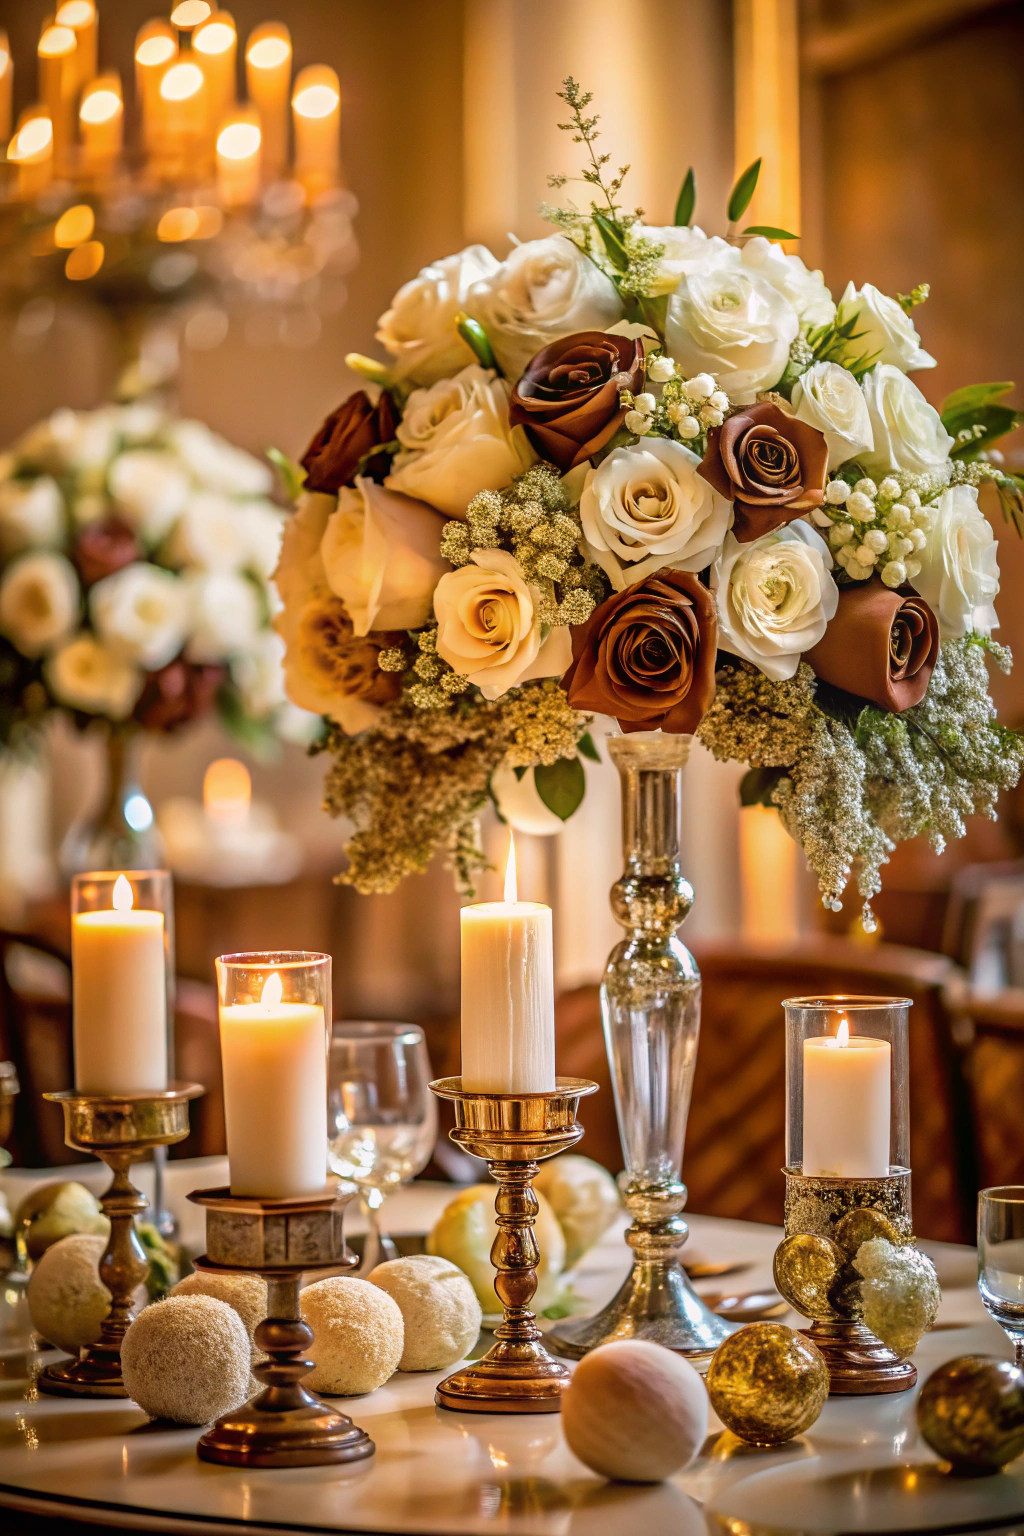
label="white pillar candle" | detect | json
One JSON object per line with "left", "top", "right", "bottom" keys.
{"left": 135, "top": 22, "right": 177, "bottom": 158}
{"left": 291, "top": 64, "right": 340, "bottom": 198}
{"left": 79, "top": 73, "right": 122, "bottom": 177}
{"left": 0, "top": 32, "right": 13, "bottom": 146}
{"left": 460, "top": 836, "right": 556, "bottom": 1094}
{"left": 802, "top": 1019, "right": 891, "bottom": 1178}
{"left": 219, "top": 971, "right": 328, "bottom": 1197}
{"left": 245, "top": 22, "right": 290, "bottom": 178}
{"left": 72, "top": 874, "right": 167, "bottom": 1095}
{"left": 193, "top": 11, "right": 236, "bottom": 149}
{"left": 216, "top": 111, "right": 261, "bottom": 207}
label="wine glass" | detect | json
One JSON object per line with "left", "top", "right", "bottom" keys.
{"left": 327, "top": 1021, "right": 437, "bottom": 1274}
{"left": 978, "top": 1186, "right": 1024, "bottom": 1365}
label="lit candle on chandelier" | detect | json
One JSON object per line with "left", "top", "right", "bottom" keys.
{"left": 54, "top": 1, "right": 97, "bottom": 96}
{"left": 79, "top": 72, "right": 122, "bottom": 176}
{"left": 216, "top": 109, "right": 261, "bottom": 207}
{"left": 292, "top": 64, "right": 339, "bottom": 198}
{"left": 802, "top": 1016, "right": 891, "bottom": 1178}
{"left": 245, "top": 22, "right": 290, "bottom": 178}
{"left": 37, "top": 22, "right": 77, "bottom": 172}
{"left": 193, "top": 10, "right": 236, "bottom": 147}
{"left": 0, "top": 33, "right": 11, "bottom": 145}
{"left": 135, "top": 21, "right": 177, "bottom": 156}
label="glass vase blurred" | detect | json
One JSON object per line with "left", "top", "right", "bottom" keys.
{"left": 58, "top": 724, "right": 163, "bottom": 877}
{"left": 549, "top": 731, "right": 731, "bottom": 1365}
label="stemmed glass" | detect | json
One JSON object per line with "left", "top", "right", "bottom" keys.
{"left": 327, "top": 1021, "right": 437, "bottom": 1274}
{"left": 978, "top": 1186, "right": 1024, "bottom": 1365}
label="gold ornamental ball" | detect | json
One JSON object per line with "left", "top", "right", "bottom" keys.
{"left": 917, "top": 1355, "right": 1024, "bottom": 1471}
{"left": 773, "top": 1233, "right": 844, "bottom": 1320}
{"left": 706, "top": 1323, "right": 830, "bottom": 1447}
{"left": 833, "top": 1206, "right": 898, "bottom": 1258}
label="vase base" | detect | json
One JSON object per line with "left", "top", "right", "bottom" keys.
{"left": 435, "top": 1345, "right": 571, "bottom": 1414}
{"left": 801, "top": 1319, "right": 918, "bottom": 1395}
{"left": 547, "top": 1257, "right": 734, "bottom": 1365}
{"left": 38, "top": 1351, "right": 127, "bottom": 1398}
{"left": 197, "top": 1396, "right": 375, "bottom": 1468}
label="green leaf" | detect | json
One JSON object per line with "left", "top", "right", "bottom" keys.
{"left": 742, "top": 225, "right": 800, "bottom": 241}
{"left": 674, "top": 167, "right": 696, "bottom": 226}
{"left": 992, "top": 470, "right": 1024, "bottom": 537}
{"left": 577, "top": 731, "right": 600, "bottom": 762}
{"left": 593, "top": 211, "right": 629, "bottom": 273}
{"left": 455, "top": 311, "right": 497, "bottom": 372}
{"left": 533, "top": 756, "right": 586, "bottom": 821}
{"left": 266, "top": 447, "right": 305, "bottom": 503}
{"left": 739, "top": 765, "right": 785, "bottom": 808}
{"left": 946, "top": 404, "right": 1023, "bottom": 461}
{"left": 727, "top": 158, "right": 761, "bottom": 223}
{"left": 512, "top": 765, "right": 528, "bottom": 781}
{"left": 941, "top": 382, "right": 1015, "bottom": 419}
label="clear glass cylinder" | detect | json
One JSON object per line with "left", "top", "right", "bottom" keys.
{"left": 785, "top": 995, "right": 910, "bottom": 1178}
{"left": 59, "top": 727, "right": 165, "bottom": 878}
{"left": 216, "top": 951, "right": 331, "bottom": 1198}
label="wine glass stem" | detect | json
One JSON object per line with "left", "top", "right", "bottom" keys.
{"left": 358, "top": 1194, "right": 387, "bottom": 1276}
{"left": 1016, "top": 1339, "right": 1024, "bottom": 1370}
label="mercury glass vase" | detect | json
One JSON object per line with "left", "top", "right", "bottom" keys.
{"left": 548, "top": 730, "right": 732, "bottom": 1364}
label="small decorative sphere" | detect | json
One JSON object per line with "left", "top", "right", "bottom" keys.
{"left": 121, "top": 1295, "right": 251, "bottom": 1426}
{"left": 833, "top": 1207, "right": 898, "bottom": 1258}
{"left": 367, "top": 1255, "right": 481, "bottom": 1371}
{"left": 773, "top": 1233, "right": 845, "bottom": 1320}
{"left": 170, "top": 1272, "right": 267, "bottom": 1360}
{"left": 561, "top": 1340, "right": 708, "bottom": 1483}
{"left": 28, "top": 1233, "right": 110, "bottom": 1354}
{"left": 706, "top": 1324, "right": 829, "bottom": 1446}
{"left": 917, "top": 1356, "right": 1024, "bottom": 1471}
{"left": 301, "top": 1276, "right": 404, "bottom": 1395}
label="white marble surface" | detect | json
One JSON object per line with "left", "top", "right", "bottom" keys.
{"left": 0, "top": 1177, "right": 1022, "bottom": 1534}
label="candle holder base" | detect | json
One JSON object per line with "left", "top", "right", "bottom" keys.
{"left": 429, "top": 1076, "right": 598, "bottom": 1415}
{"left": 188, "top": 1185, "right": 375, "bottom": 1468}
{"left": 38, "top": 1085, "right": 202, "bottom": 1401}
{"left": 800, "top": 1318, "right": 917, "bottom": 1395}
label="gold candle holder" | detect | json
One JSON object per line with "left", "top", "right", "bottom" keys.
{"left": 37, "top": 1083, "right": 202, "bottom": 1398}
{"left": 429, "top": 1075, "right": 598, "bottom": 1414}
{"left": 188, "top": 1183, "right": 374, "bottom": 1468}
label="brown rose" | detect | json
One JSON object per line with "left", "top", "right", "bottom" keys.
{"left": 71, "top": 518, "right": 141, "bottom": 587}
{"left": 699, "top": 401, "right": 828, "bottom": 542}
{"left": 804, "top": 582, "right": 939, "bottom": 713}
{"left": 300, "top": 391, "right": 398, "bottom": 493}
{"left": 297, "top": 596, "right": 403, "bottom": 707}
{"left": 508, "top": 331, "right": 644, "bottom": 472}
{"left": 132, "top": 660, "right": 226, "bottom": 733}
{"left": 561, "top": 569, "right": 717, "bottom": 734}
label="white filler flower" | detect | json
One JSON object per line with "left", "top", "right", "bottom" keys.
{"left": 712, "top": 521, "right": 838, "bottom": 680}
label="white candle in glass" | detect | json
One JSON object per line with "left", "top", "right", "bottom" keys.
{"left": 460, "top": 835, "right": 556, "bottom": 1094}
{"left": 802, "top": 1017, "right": 891, "bottom": 1178}
{"left": 219, "top": 970, "right": 328, "bottom": 1197}
{"left": 72, "top": 874, "right": 167, "bottom": 1094}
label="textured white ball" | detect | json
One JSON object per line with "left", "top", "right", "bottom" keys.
{"left": 170, "top": 1271, "right": 267, "bottom": 1361}
{"left": 368, "top": 1255, "right": 482, "bottom": 1371}
{"left": 562, "top": 1340, "right": 708, "bottom": 1482}
{"left": 28, "top": 1233, "right": 110, "bottom": 1354}
{"left": 121, "top": 1295, "right": 251, "bottom": 1425}
{"left": 301, "top": 1276, "right": 404, "bottom": 1395}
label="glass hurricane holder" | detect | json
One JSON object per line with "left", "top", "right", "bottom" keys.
{"left": 548, "top": 732, "right": 731, "bottom": 1366}
{"left": 978, "top": 1186, "right": 1024, "bottom": 1366}
{"left": 59, "top": 726, "right": 164, "bottom": 878}
{"left": 775, "top": 995, "right": 917, "bottom": 1394}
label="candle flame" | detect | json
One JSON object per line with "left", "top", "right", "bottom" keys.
{"left": 261, "top": 971, "right": 283, "bottom": 1008}
{"left": 836, "top": 1017, "right": 850, "bottom": 1048}
{"left": 504, "top": 833, "right": 518, "bottom": 904}
{"left": 112, "top": 874, "right": 134, "bottom": 913}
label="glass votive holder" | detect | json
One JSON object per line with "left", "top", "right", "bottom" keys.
{"left": 215, "top": 951, "right": 331, "bottom": 1199}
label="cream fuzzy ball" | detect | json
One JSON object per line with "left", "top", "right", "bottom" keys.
{"left": 170, "top": 1272, "right": 267, "bottom": 1360}
{"left": 562, "top": 1340, "right": 708, "bottom": 1482}
{"left": 301, "top": 1276, "right": 404, "bottom": 1396}
{"left": 121, "top": 1295, "right": 251, "bottom": 1425}
{"left": 28, "top": 1233, "right": 110, "bottom": 1354}
{"left": 368, "top": 1255, "right": 481, "bottom": 1371}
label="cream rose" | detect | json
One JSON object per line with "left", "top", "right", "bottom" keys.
{"left": 791, "top": 362, "right": 874, "bottom": 469}
{"left": 740, "top": 237, "right": 836, "bottom": 329}
{"left": 433, "top": 549, "right": 572, "bottom": 700}
{"left": 580, "top": 438, "right": 731, "bottom": 591}
{"left": 0, "top": 551, "right": 80, "bottom": 657}
{"left": 466, "top": 235, "right": 623, "bottom": 381}
{"left": 320, "top": 478, "right": 448, "bottom": 636}
{"left": 231, "top": 629, "right": 287, "bottom": 716}
{"left": 665, "top": 265, "right": 799, "bottom": 405}
{"left": 166, "top": 493, "right": 284, "bottom": 577}
{"left": 108, "top": 450, "right": 190, "bottom": 542}
{"left": 45, "top": 633, "right": 142, "bottom": 720}
{"left": 185, "top": 571, "right": 263, "bottom": 662}
{"left": 167, "top": 420, "right": 273, "bottom": 496}
{"left": 385, "top": 364, "right": 536, "bottom": 517}
{"left": 90, "top": 563, "right": 189, "bottom": 669}
{"left": 859, "top": 365, "right": 953, "bottom": 477}
{"left": 376, "top": 245, "right": 499, "bottom": 387}
{"left": 913, "top": 484, "right": 999, "bottom": 639}
{"left": 836, "top": 282, "right": 935, "bottom": 373}
{"left": 712, "top": 522, "right": 838, "bottom": 680}
{"left": 633, "top": 224, "right": 738, "bottom": 297}
{"left": 0, "top": 476, "right": 64, "bottom": 557}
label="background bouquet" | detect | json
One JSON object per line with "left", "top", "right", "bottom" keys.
{"left": 276, "top": 80, "right": 1023, "bottom": 919}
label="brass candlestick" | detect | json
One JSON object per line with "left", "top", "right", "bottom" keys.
{"left": 37, "top": 1083, "right": 202, "bottom": 1399}
{"left": 188, "top": 1184, "right": 374, "bottom": 1468}
{"left": 429, "top": 1075, "right": 598, "bottom": 1414}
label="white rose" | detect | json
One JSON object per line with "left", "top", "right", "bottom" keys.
{"left": 108, "top": 450, "right": 190, "bottom": 541}
{"left": 913, "top": 483, "right": 999, "bottom": 639}
{"left": 90, "top": 563, "right": 189, "bottom": 669}
{"left": 320, "top": 478, "right": 449, "bottom": 636}
{"left": 17, "top": 408, "right": 118, "bottom": 475}
{"left": 791, "top": 362, "right": 875, "bottom": 469}
{"left": 185, "top": 571, "right": 263, "bottom": 662}
{"left": 712, "top": 522, "right": 838, "bottom": 680}
{"left": 836, "top": 282, "right": 935, "bottom": 372}
{"left": 633, "top": 224, "right": 737, "bottom": 297}
{"left": 242, "top": 501, "right": 286, "bottom": 579}
{"left": 0, "top": 476, "right": 64, "bottom": 557}
{"left": 580, "top": 438, "right": 731, "bottom": 591}
{"left": 45, "top": 632, "right": 142, "bottom": 720}
{"left": 739, "top": 237, "right": 836, "bottom": 329}
{"left": 231, "top": 629, "right": 287, "bottom": 716}
{"left": 165, "top": 492, "right": 250, "bottom": 571}
{"left": 433, "top": 548, "right": 572, "bottom": 700}
{"left": 167, "top": 420, "right": 273, "bottom": 496}
{"left": 859, "top": 365, "right": 954, "bottom": 477}
{"left": 466, "top": 235, "right": 623, "bottom": 382}
{"left": 376, "top": 244, "right": 499, "bottom": 388}
{"left": 0, "top": 551, "right": 79, "bottom": 657}
{"left": 385, "top": 364, "right": 536, "bottom": 517}
{"left": 665, "top": 266, "right": 799, "bottom": 405}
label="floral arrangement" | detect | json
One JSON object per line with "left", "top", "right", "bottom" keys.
{"left": 0, "top": 402, "right": 303, "bottom": 752}
{"left": 275, "top": 80, "right": 1024, "bottom": 916}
